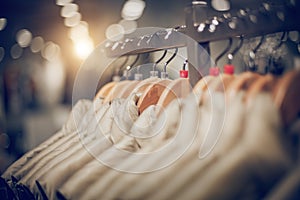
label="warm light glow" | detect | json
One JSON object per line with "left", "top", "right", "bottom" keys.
{"left": 0, "top": 18, "right": 7, "bottom": 31}
{"left": 16, "top": 29, "right": 32, "bottom": 48}
{"left": 74, "top": 38, "right": 94, "bottom": 60}
{"left": 64, "top": 12, "right": 81, "bottom": 27}
{"left": 122, "top": 0, "right": 146, "bottom": 20}
{"left": 69, "top": 21, "right": 89, "bottom": 41}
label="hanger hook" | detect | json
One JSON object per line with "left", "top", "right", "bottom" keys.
{"left": 164, "top": 48, "right": 178, "bottom": 73}
{"left": 136, "top": 53, "right": 150, "bottom": 74}
{"left": 215, "top": 38, "right": 233, "bottom": 66}
{"left": 129, "top": 54, "right": 140, "bottom": 69}
{"left": 115, "top": 56, "right": 129, "bottom": 75}
{"left": 153, "top": 49, "right": 168, "bottom": 71}
{"left": 228, "top": 36, "right": 244, "bottom": 64}
{"left": 248, "top": 35, "right": 265, "bottom": 71}
{"left": 275, "top": 31, "right": 287, "bottom": 50}
{"left": 268, "top": 32, "right": 287, "bottom": 74}
{"left": 253, "top": 35, "right": 265, "bottom": 53}
{"left": 121, "top": 54, "right": 140, "bottom": 72}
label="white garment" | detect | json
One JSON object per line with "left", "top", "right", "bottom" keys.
{"left": 173, "top": 93, "right": 293, "bottom": 200}
{"left": 73, "top": 104, "right": 161, "bottom": 199}
{"left": 116, "top": 93, "right": 201, "bottom": 200}
{"left": 147, "top": 91, "right": 245, "bottom": 200}
{"left": 2, "top": 99, "right": 92, "bottom": 181}
{"left": 18, "top": 99, "right": 101, "bottom": 186}
{"left": 110, "top": 93, "right": 139, "bottom": 144}
{"left": 100, "top": 94, "right": 198, "bottom": 200}
{"left": 57, "top": 95, "right": 140, "bottom": 199}
{"left": 30, "top": 101, "right": 111, "bottom": 199}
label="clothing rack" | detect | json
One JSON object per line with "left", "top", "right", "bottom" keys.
{"left": 104, "top": 1, "right": 300, "bottom": 86}
{"left": 184, "top": 0, "right": 300, "bottom": 43}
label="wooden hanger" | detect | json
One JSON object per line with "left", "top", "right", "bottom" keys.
{"left": 196, "top": 74, "right": 235, "bottom": 105}
{"left": 103, "top": 80, "right": 131, "bottom": 103}
{"left": 94, "top": 81, "right": 118, "bottom": 100}
{"left": 193, "top": 75, "right": 215, "bottom": 95}
{"left": 226, "top": 71, "right": 261, "bottom": 101}
{"left": 156, "top": 78, "right": 191, "bottom": 115}
{"left": 137, "top": 79, "right": 171, "bottom": 114}
{"left": 209, "top": 74, "right": 235, "bottom": 93}
{"left": 245, "top": 74, "right": 277, "bottom": 106}
{"left": 273, "top": 70, "right": 300, "bottom": 126}
{"left": 94, "top": 56, "right": 132, "bottom": 100}
{"left": 118, "top": 80, "right": 140, "bottom": 99}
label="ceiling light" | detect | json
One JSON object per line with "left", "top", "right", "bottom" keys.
{"left": 61, "top": 3, "right": 78, "bottom": 18}
{"left": 105, "top": 24, "right": 125, "bottom": 41}
{"left": 16, "top": 29, "right": 32, "bottom": 48}
{"left": 0, "top": 18, "right": 7, "bottom": 31}
{"left": 211, "top": 0, "right": 230, "bottom": 11}
{"left": 30, "top": 36, "right": 44, "bottom": 53}
{"left": 10, "top": 44, "right": 23, "bottom": 59}
{"left": 122, "top": 0, "right": 146, "bottom": 20}
{"left": 118, "top": 19, "right": 137, "bottom": 34}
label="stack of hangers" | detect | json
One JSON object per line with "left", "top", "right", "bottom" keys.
{"left": 1, "top": 67, "right": 300, "bottom": 200}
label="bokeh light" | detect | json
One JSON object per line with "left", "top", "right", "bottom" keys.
{"left": 16, "top": 29, "right": 33, "bottom": 48}
{"left": 30, "top": 36, "right": 45, "bottom": 53}
{"left": 74, "top": 37, "right": 94, "bottom": 60}
{"left": 0, "top": 18, "right": 7, "bottom": 31}
{"left": 61, "top": 3, "right": 78, "bottom": 18}
{"left": 105, "top": 24, "right": 125, "bottom": 41}
{"left": 41, "top": 42, "right": 61, "bottom": 61}
{"left": 122, "top": 0, "right": 146, "bottom": 20}
{"left": 10, "top": 44, "right": 23, "bottom": 59}
{"left": 118, "top": 19, "right": 137, "bottom": 34}
{"left": 69, "top": 21, "right": 89, "bottom": 41}
{"left": 211, "top": 0, "right": 230, "bottom": 11}
{"left": 56, "top": 0, "right": 73, "bottom": 6}
{"left": 64, "top": 12, "right": 81, "bottom": 27}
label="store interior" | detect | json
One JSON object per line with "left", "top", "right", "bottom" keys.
{"left": 0, "top": 0, "right": 300, "bottom": 199}
{"left": 0, "top": 0, "right": 187, "bottom": 168}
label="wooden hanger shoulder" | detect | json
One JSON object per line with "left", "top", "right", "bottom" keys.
{"left": 245, "top": 74, "right": 277, "bottom": 105}
{"left": 156, "top": 78, "right": 191, "bottom": 114}
{"left": 193, "top": 75, "right": 215, "bottom": 95}
{"left": 273, "top": 70, "right": 300, "bottom": 126}
{"left": 129, "top": 77, "right": 160, "bottom": 96}
{"left": 94, "top": 81, "right": 117, "bottom": 100}
{"left": 137, "top": 79, "right": 171, "bottom": 114}
{"left": 117, "top": 80, "right": 140, "bottom": 99}
{"left": 226, "top": 71, "right": 261, "bottom": 100}
{"left": 210, "top": 74, "right": 235, "bottom": 93}
{"left": 103, "top": 80, "right": 131, "bottom": 103}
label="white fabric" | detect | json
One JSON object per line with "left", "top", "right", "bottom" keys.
{"left": 1, "top": 99, "right": 92, "bottom": 181}
{"left": 172, "top": 93, "right": 293, "bottom": 200}
{"left": 57, "top": 95, "right": 140, "bottom": 199}
{"left": 30, "top": 101, "right": 110, "bottom": 199}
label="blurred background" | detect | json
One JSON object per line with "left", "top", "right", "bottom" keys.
{"left": 0, "top": 0, "right": 188, "bottom": 173}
